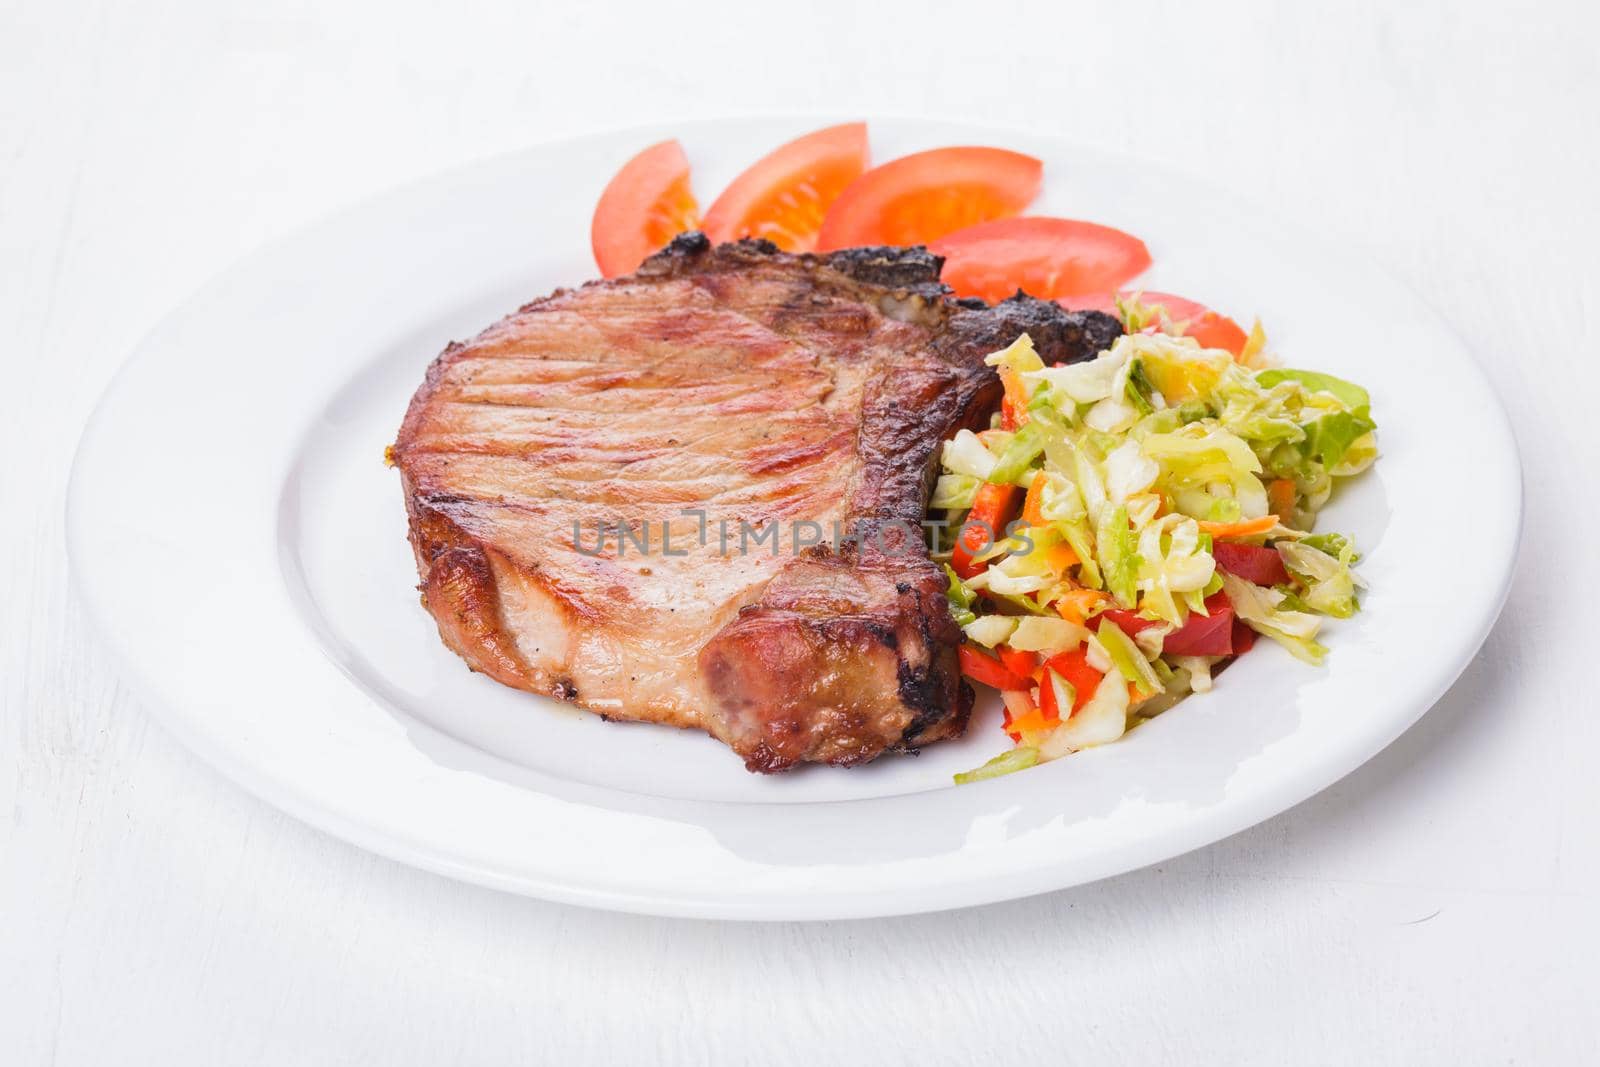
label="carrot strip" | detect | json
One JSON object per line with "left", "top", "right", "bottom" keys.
{"left": 1006, "top": 708, "right": 1052, "bottom": 737}
{"left": 998, "top": 366, "right": 1030, "bottom": 431}
{"left": 1197, "top": 514, "right": 1279, "bottom": 539}
{"left": 1054, "top": 588, "right": 1107, "bottom": 625}
{"left": 1022, "top": 475, "right": 1048, "bottom": 527}
{"left": 1267, "top": 479, "right": 1296, "bottom": 517}
{"left": 1045, "top": 542, "right": 1080, "bottom": 575}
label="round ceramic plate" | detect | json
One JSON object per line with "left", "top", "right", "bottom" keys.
{"left": 67, "top": 117, "right": 1521, "bottom": 920}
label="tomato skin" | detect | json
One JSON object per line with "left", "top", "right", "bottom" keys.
{"left": 816, "top": 146, "right": 1042, "bottom": 251}
{"left": 1162, "top": 592, "right": 1236, "bottom": 657}
{"left": 1103, "top": 592, "right": 1240, "bottom": 656}
{"left": 591, "top": 140, "right": 701, "bottom": 278}
{"left": 1100, "top": 608, "right": 1159, "bottom": 638}
{"left": 951, "top": 482, "right": 1021, "bottom": 580}
{"left": 701, "top": 123, "right": 869, "bottom": 253}
{"left": 930, "top": 217, "right": 1151, "bottom": 305}
{"left": 1231, "top": 618, "right": 1258, "bottom": 655}
{"left": 959, "top": 645, "right": 1034, "bottom": 692}
{"left": 1184, "top": 310, "right": 1250, "bottom": 355}
{"left": 1213, "top": 541, "right": 1290, "bottom": 586}
{"left": 1073, "top": 290, "right": 1248, "bottom": 356}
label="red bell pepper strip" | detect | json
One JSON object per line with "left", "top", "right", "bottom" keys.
{"left": 959, "top": 645, "right": 1034, "bottom": 692}
{"left": 1036, "top": 668, "right": 1069, "bottom": 722}
{"left": 951, "top": 482, "right": 1021, "bottom": 579}
{"left": 997, "top": 645, "right": 1040, "bottom": 679}
{"left": 1040, "top": 648, "right": 1104, "bottom": 717}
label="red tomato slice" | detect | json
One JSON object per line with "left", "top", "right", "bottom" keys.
{"left": 1073, "top": 290, "right": 1248, "bottom": 356}
{"left": 591, "top": 140, "right": 701, "bottom": 279}
{"left": 1099, "top": 607, "right": 1159, "bottom": 639}
{"left": 1212, "top": 542, "right": 1291, "bottom": 587}
{"left": 1162, "top": 592, "right": 1237, "bottom": 657}
{"left": 929, "top": 217, "right": 1151, "bottom": 305}
{"left": 1231, "top": 618, "right": 1258, "bottom": 655}
{"left": 701, "top": 123, "right": 869, "bottom": 253}
{"left": 815, "top": 146, "right": 1043, "bottom": 251}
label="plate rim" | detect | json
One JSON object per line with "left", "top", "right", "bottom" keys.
{"left": 65, "top": 115, "right": 1524, "bottom": 920}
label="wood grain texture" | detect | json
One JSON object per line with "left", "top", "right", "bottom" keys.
{"left": 2, "top": 0, "right": 1596, "bottom": 1062}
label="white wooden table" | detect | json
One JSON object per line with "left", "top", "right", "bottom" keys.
{"left": 4, "top": 1, "right": 1596, "bottom": 1061}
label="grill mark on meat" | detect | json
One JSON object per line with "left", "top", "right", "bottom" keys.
{"left": 394, "top": 234, "right": 1121, "bottom": 771}
{"left": 742, "top": 426, "right": 857, "bottom": 476}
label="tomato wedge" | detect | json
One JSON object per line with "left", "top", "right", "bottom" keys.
{"left": 929, "top": 217, "right": 1151, "bottom": 305}
{"left": 591, "top": 140, "right": 701, "bottom": 279}
{"left": 1162, "top": 592, "right": 1237, "bottom": 657}
{"left": 1232, "top": 618, "right": 1258, "bottom": 655}
{"left": 701, "top": 123, "right": 869, "bottom": 253}
{"left": 815, "top": 146, "right": 1042, "bottom": 251}
{"left": 1075, "top": 290, "right": 1248, "bottom": 356}
{"left": 1100, "top": 608, "right": 1159, "bottom": 638}
{"left": 1212, "top": 541, "right": 1290, "bottom": 587}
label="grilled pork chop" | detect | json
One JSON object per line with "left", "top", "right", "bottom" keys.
{"left": 392, "top": 233, "right": 1120, "bottom": 771}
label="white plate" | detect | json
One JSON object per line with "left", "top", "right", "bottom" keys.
{"left": 67, "top": 117, "right": 1521, "bottom": 920}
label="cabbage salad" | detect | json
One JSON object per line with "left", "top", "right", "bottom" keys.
{"left": 938, "top": 299, "right": 1377, "bottom": 783}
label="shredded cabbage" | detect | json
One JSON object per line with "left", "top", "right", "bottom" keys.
{"left": 1095, "top": 619, "right": 1165, "bottom": 695}
{"left": 962, "top": 614, "right": 1016, "bottom": 648}
{"left": 989, "top": 422, "right": 1047, "bottom": 484}
{"left": 954, "top": 746, "right": 1040, "bottom": 784}
{"left": 1219, "top": 572, "right": 1329, "bottom": 664}
{"left": 1277, "top": 539, "right": 1362, "bottom": 618}
{"left": 1040, "top": 672, "right": 1129, "bottom": 757}
{"left": 1008, "top": 616, "right": 1087, "bottom": 654}
{"left": 941, "top": 429, "right": 997, "bottom": 480}
{"left": 942, "top": 315, "right": 1377, "bottom": 783}
{"left": 930, "top": 473, "right": 980, "bottom": 510}
{"left": 985, "top": 333, "right": 1047, "bottom": 374}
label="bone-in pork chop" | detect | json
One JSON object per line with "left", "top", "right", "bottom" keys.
{"left": 392, "top": 233, "right": 1120, "bottom": 771}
